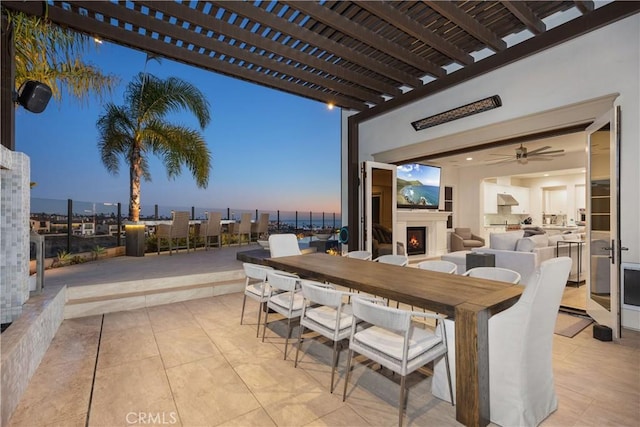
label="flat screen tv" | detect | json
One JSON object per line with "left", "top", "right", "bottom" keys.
{"left": 396, "top": 163, "right": 441, "bottom": 209}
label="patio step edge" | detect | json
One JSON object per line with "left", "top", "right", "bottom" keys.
{"left": 64, "top": 278, "right": 244, "bottom": 319}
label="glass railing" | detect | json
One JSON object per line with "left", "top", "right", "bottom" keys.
{"left": 30, "top": 197, "right": 341, "bottom": 259}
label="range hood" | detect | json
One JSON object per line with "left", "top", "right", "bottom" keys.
{"left": 497, "top": 193, "right": 519, "bottom": 206}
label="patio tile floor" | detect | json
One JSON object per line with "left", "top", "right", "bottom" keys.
{"left": 7, "top": 245, "right": 640, "bottom": 426}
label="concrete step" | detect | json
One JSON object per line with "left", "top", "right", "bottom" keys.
{"left": 64, "top": 269, "right": 245, "bottom": 319}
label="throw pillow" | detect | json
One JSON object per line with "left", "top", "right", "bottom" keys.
{"left": 529, "top": 234, "right": 549, "bottom": 248}
{"left": 515, "top": 237, "right": 536, "bottom": 252}
{"left": 490, "top": 230, "right": 525, "bottom": 251}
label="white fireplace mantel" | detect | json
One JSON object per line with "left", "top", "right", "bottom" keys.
{"left": 396, "top": 210, "right": 450, "bottom": 259}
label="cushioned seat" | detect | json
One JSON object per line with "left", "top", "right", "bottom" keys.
{"left": 451, "top": 227, "right": 485, "bottom": 252}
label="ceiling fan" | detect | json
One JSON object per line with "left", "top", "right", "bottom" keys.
{"left": 489, "top": 144, "right": 565, "bottom": 164}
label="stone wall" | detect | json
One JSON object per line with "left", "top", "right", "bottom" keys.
{"left": 0, "top": 144, "right": 30, "bottom": 323}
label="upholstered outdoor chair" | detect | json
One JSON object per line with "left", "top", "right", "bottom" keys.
{"left": 268, "top": 234, "right": 302, "bottom": 258}
{"left": 344, "top": 250, "right": 372, "bottom": 260}
{"left": 251, "top": 213, "right": 270, "bottom": 242}
{"left": 262, "top": 270, "right": 304, "bottom": 359}
{"left": 235, "top": 212, "right": 252, "bottom": 246}
{"left": 450, "top": 227, "right": 485, "bottom": 252}
{"left": 431, "top": 257, "right": 572, "bottom": 427}
{"left": 295, "top": 280, "right": 358, "bottom": 392}
{"left": 156, "top": 211, "right": 191, "bottom": 255}
{"left": 343, "top": 296, "right": 453, "bottom": 427}
{"left": 463, "top": 267, "right": 521, "bottom": 284}
{"left": 416, "top": 260, "right": 457, "bottom": 274}
{"left": 199, "top": 211, "right": 222, "bottom": 250}
{"left": 373, "top": 254, "right": 409, "bottom": 266}
{"left": 240, "top": 263, "right": 275, "bottom": 337}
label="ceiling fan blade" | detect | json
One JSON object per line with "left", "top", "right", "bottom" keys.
{"left": 526, "top": 145, "right": 552, "bottom": 155}
{"left": 526, "top": 157, "right": 554, "bottom": 161}
{"left": 533, "top": 149, "right": 565, "bottom": 155}
{"left": 489, "top": 153, "right": 514, "bottom": 157}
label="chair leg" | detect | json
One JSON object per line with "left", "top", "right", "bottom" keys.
{"left": 261, "top": 308, "right": 269, "bottom": 342}
{"left": 444, "top": 352, "right": 455, "bottom": 406}
{"left": 342, "top": 349, "right": 353, "bottom": 402}
{"left": 284, "top": 317, "right": 292, "bottom": 360}
{"left": 330, "top": 339, "right": 339, "bottom": 393}
{"left": 157, "top": 236, "right": 160, "bottom": 255}
{"left": 256, "top": 302, "right": 263, "bottom": 338}
{"left": 294, "top": 324, "right": 305, "bottom": 368}
{"left": 399, "top": 375, "right": 406, "bottom": 427}
{"left": 240, "top": 294, "right": 247, "bottom": 325}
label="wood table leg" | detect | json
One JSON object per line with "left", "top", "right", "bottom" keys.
{"left": 455, "top": 303, "right": 490, "bottom": 427}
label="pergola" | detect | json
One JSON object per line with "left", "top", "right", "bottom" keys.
{"left": 2, "top": 0, "right": 638, "bottom": 248}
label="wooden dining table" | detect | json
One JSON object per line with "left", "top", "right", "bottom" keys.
{"left": 265, "top": 253, "right": 523, "bottom": 427}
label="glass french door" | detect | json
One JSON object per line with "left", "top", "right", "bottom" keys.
{"left": 363, "top": 161, "right": 397, "bottom": 256}
{"left": 586, "top": 107, "right": 621, "bottom": 338}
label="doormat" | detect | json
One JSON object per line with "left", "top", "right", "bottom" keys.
{"left": 554, "top": 313, "right": 593, "bottom": 338}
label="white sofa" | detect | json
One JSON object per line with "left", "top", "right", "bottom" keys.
{"left": 471, "top": 230, "right": 583, "bottom": 285}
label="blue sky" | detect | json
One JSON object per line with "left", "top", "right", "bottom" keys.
{"left": 17, "top": 40, "right": 341, "bottom": 215}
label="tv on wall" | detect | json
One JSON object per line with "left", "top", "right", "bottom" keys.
{"left": 396, "top": 163, "right": 442, "bottom": 209}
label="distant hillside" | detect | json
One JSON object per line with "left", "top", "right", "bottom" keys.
{"left": 397, "top": 177, "right": 423, "bottom": 187}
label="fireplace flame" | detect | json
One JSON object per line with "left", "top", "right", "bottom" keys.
{"left": 409, "top": 235, "right": 420, "bottom": 248}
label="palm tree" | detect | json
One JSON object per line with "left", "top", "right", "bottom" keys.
{"left": 97, "top": 72, "right": 212, "bottom": 222}
{"left": 7, "top": 10, "right": 117, "bottom": 104}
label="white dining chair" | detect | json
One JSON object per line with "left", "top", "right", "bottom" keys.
{"left": 268, "top": 234, "right": 302, "bottom": 258}
{"left": 343, "top": 296, "right": 453, "bottom": 427}
{"left": 295, "top": 280, "right": 358, "bottom": 392}
{"left": 463, "top": 267, "right": 521, "bottom": 284}
{"left": 240, "top": 262, "right": 274, "bottom": 337}
{"left": 344, "top": 250, "right": 372, "bottom": 260}
{"left": 262, "top": 270, "right": 304, "bottom": 359}
{"left": 431, "top": 257, "right": 572, "bottom": 427}
{"left": 416, "top": 260, "right": 457, "bottom": 274}
{"left": 373, "top": 254, "right": 409, "bottom": 266}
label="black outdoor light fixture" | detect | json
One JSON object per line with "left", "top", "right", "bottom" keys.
{"left": 13, "top": 80, "right": 52, "bottom": 114}
{"left": 411, "top": 95, "right": 502, "bottom": 131}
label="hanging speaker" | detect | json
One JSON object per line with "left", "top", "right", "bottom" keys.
{"left": 338, "top": 226, "right": 349, "bottom": 244}
{"left": 17, "top": 80, "right": 52, "bottom": 113}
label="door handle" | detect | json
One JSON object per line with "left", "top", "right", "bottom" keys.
{"left": 621, "top": 246, "right": 629, "bottom": 251}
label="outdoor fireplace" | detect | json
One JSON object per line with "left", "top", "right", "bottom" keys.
{"left": 406, "top": 227, "right": 427, "bottom": 256}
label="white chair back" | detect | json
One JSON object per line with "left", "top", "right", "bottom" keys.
{"left": 243, "top": 262, "right": 273, "bottom": 282}
{"left": 374, "top": 254, "right": 409, "bottom": 266}
{"left": 463, "top": 267, "right": 521, "bottom": 284}
{"left": 268, "top": 234, "right": 302, "bottom": 258}
{"left": 417, "top": 260, "right": 457, "bottom": 274}
{"left": 431, "top": 257, "right": 572, "bottom": 427}
{"left": 344, "top": 250, "right": 372, "bottom": 260}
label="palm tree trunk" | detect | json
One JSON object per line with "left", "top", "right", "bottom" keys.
{"left": 129, "top": 150, "right": 142, "bottom": 222}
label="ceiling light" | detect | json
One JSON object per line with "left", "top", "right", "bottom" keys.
{"left": 411, "top": 95, "right": 502, "bottom": 131}
{"left": 93, "top": 37, "right": 103, "bottom": 44}
{"left": 466, "top": 157, "right": 473, "bottom": 161}
{"left": 327, "top": 102, "right": 335, "bottom": 110}
{"left": 544, "top": 174, "right": 549, "bottom": 177}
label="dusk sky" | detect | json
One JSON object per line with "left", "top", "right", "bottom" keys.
{"left": 17, "top": 40, "right": 342, "bottom": 216}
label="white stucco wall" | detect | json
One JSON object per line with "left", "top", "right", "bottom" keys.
{"left": 347, "top": 14, "right": 640, "bottom": 329}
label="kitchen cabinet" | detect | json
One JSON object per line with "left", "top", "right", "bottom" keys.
{"left": 485, "top": 182, "right": 530, "bottom": 214}
{"left": 510, "top": 186, "right": 530, "bottom": 214}
{"left": 483, "top": 182, "right": 499, "bottom": 214}
{"left": 544, "top": 187, "right": 568, "bottom": 214}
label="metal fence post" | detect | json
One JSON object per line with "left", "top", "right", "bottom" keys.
{"left": 67, "top": 199, "right": 72, "bottom": 253}
{"left": 117, "top": 203, "right": 122, "bottom": 246}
